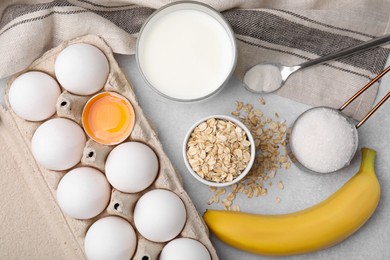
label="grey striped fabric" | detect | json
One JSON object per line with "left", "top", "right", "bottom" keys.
{"left": 224, "top": 10, "right": 389, "bottom": 75}
{"left": 1, "top": 0, "right": 390, "bottom": 120}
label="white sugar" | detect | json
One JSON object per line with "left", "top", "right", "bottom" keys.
{"left": 244, "top": 64, "right": 282, "bottom": 93}
{"left": 291, "top": 107, "right": 358, "bottom": 173}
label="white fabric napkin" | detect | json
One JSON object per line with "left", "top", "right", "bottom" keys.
{"left": 1, "top": 0, "right": 390, "bottom": 120}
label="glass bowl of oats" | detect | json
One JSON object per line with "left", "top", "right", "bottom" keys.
{"left": 183, "top": 115, "right": 255, "bottom": 187}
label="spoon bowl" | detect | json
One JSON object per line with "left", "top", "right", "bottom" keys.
{"left": 244, "top": 34, "right": 390, "bottom": 94}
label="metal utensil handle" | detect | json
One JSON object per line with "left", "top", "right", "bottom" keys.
{"left": 356, "top": 91, "right": 390, "bottom": 128}
{"left": 299, "top": 34, "right": 390, "bottom": 70}
{"left": 339, "top": 65, "right": 390, "bottom": 128}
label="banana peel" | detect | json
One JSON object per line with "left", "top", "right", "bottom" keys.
{"left": 203, "top": 148, "right": 380, "bottom": 256}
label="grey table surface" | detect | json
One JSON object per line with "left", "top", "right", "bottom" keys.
{"left": 1, "top": 54, "right": 390, "bottom": 260}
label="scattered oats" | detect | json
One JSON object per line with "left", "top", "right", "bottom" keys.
{"left": 222, "top": 199, "right": 232, "bottom": 207}
{"left": 286, "top": 128, "right": 292, "bottom": 138}
{"left": 207, "top": 195, "right": 220, "bottom": 205}
{"left": 285, "top": 161, "right": 292, "bottom": 169}
{"left": 231, "top": 111, "right": 240, "bottom": 116}
{"left": 268, "top": 169, "right": 276, "bottom": 178}
{"left": 243, "top": 103, "right": 253, "bottom": 113}
{"left": 236, "top": 101, "right": 243, "bottom": 111}
{"left": 206, "top": 100, "right": 292, "bottom": 211}
{"left": 258, "top": 97, "right": 266, "bottom": 105}
{"left": 254, "top": 187, "right": 261, "bottom": 197}
{"left": 237, "top": 184, "right": 245, "bottom": 193}
{"left": 276, "top": 197, "right": 282, "bottom": 203}
{"left": 227, "top": 192, "right": 236, "bottom": 201}
{"left": 231, "top": 204, "right": 240, "bottom": 212}
{"left": 279, "top": 155, "right": 288, "bottom": 163}
{"left": 209, "top": 186, "right": 217, "bottom": 192}
{"left": 216, "top": 187, "right": 226, "bottom": 195}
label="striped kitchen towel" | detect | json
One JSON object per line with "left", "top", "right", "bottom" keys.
{"left": 1, "top": 0, "right": 390, "bottom": 120}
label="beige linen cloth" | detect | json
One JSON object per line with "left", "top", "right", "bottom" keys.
{"left": 1, "top": 0, "right": 390, "bottom": 259}
{"left": 1, "top": 0, "right": 390, "bottom": 119}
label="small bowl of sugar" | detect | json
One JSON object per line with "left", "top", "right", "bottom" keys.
{"left": 136, "top": 2, "right": 237, "bottom": 102}
{"left": 289, "top": 106, "right": 359, "bottom": 174}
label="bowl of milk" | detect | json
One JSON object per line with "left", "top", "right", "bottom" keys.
{"left": 136, "top": 1, "right": 237, "bottom": 102}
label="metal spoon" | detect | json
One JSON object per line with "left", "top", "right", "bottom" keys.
{"left": 244, "top": 34, "right": 390, "bottom": 94}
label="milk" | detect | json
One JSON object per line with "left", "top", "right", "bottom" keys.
{"left": 137, "top": 4, "right": 236, "bottom": 101}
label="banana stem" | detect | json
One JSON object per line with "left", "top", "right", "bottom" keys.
{"left": 359, "top": 148, "right": 376, "bottom": 173}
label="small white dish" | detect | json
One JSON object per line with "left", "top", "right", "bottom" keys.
{"left": 183, "top": 115, "right": 255, "bottom": 187}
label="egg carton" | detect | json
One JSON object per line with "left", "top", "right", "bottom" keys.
{"left": 2, "top": 34, "right": 218, "bottom": 260}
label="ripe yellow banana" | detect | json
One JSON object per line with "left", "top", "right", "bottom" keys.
{"left": 204, "top": 148, "right": 380, "bottom": 256}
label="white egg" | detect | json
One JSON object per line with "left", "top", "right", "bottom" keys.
{"left": 8, "top": 71, "right": 61, "bottom": 121}
{"left": 54, "top": 43, "right": 109, "bottom": 95}
{"left": 105, "top": 142, "right": 159, "bottom": 193}
{"left": 85, "top": 216, "right": 137, "bottom": 260}
{"left": 160, "top": 238, "right": 211, "bottom": 260}
{"left": 134, "top": 189, "right": 186, "bottom": 242}
{"left": 31, "top": 118, "right": 86, "bottom": 171}
{"left": 56, "top": 167, "right": 111, "bottom": 219}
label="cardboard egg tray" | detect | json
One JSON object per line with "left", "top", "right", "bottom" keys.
{"left": 2, "top": 35, "right": 218, "bottom": 260}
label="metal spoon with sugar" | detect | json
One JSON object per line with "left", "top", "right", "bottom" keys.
{"left": 289, "top": 66, "right": 390, "bottom": 174}
{"left": 244, "top": 34, "right": 390, "bottom": 94}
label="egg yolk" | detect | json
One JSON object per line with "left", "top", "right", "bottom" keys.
{"left": 83, "top": 92, "right": 135, "bottom": 145}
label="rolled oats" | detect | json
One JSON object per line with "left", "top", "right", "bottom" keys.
{"left": 231, "top": 204, "right": 240, "bottom": 212}
{"left": 209, "top": 99, "right": 292, "bottom": 211}
{"left": 186, "top": 118, "right": 251, "bottom": 183}
{"left": 277, "top": 180, "right": 284, "bottom": 190}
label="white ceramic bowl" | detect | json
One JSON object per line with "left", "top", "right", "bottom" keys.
{"left": 183, "top": 115, "right": 255, "bottom": 187}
